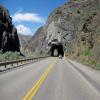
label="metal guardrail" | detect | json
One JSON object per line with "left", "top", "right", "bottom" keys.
{"left": 0, "top": 56, "right": 50, "bottom": 71}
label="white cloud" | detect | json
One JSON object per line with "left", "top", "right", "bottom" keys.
{"left": 16, "top": 24, "right": 33, "bottom": 35}
{"left": 12, "top": 12, "right": 45, "bottom": 23}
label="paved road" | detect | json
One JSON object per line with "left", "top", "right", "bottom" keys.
{"left": 0, "top": 57, "right": 100, "bottom": 100}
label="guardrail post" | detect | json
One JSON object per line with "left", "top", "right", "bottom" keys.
{"left": 5, "top": 65, "right": 7, "bottom": 69}
{"left": 12, "top": 63, "right": 13, "bottom": 67}
{"left": 17, "top": 62, "right": 18, "bottom": 66}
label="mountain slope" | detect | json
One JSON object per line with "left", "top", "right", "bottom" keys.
{"left": 25, "top": 0, "right": 100, "bottom": 67}
{"left": 18, "top": 34, "right": 31, "bottom": 50}
{"left": 24, "top": 27, "right": 46, "bottom": 53}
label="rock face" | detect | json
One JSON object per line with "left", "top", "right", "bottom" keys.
{"left": 0, "top": 5, "right": 20, "bottom": 53}
{"left": 24, "top": 27, "right": 46, "bottom": 53}
{"left": 18, "top": 34, "right": 31, "bottom": 51}
{"left": 25, "top": 0, "right": 100, "bottom": 65}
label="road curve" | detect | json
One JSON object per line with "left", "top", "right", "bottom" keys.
{"left": 0, "top": 57, "right": 100, "bottom": 100}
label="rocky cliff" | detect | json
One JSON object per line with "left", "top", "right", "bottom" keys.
{"left": 24, "top": 27, "right": 46, "bottom": 53}
{"left": 18, "top": 34, "right": 31, "bottom": 51}
{"left": 25, "top": 0, "right": 100, "bottom": 67}
{"left": 0, "top": 5, "right": 20, "bottom": 53}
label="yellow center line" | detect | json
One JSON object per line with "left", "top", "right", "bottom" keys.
{"left": 23, "top": 58, "right": 57, "bottom": 100}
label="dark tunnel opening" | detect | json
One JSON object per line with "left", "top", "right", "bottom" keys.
{"left": 50, "top": 44, "right": 64, "bottom": 57}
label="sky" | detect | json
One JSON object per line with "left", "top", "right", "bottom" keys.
{"left": 0, "top": 0, "right": 69, "bottom": 36}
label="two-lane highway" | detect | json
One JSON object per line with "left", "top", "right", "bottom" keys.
{"left": 0, "top": 57, "right": 100, "bottom": 100}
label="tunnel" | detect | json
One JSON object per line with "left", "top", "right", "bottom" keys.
{"left": 50, "top": 43, "right": 64, "bottom": 57}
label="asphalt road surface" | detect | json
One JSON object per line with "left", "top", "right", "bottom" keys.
{"left": 0, "top": 57, "right": 100, "bottom": 100}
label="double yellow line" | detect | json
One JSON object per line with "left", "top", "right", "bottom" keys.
{"left": 23, "top": 58, "right": 57, "bottom": 100}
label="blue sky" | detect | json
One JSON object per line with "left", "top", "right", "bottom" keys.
{"left": 1, "top": 0, "right": 69, "bottom": 35}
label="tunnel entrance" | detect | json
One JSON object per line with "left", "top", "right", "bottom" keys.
{"left": 50, "top": 43, "right": 64, "bottom": 57}
{"left": 53, "top": 49, "right": 59, "bottom": 56}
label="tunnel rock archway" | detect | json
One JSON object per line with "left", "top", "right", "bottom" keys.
{"left": 50, "top": 43, "right": 64, "bottom": 57}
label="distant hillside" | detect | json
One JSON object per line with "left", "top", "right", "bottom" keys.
{"left": 24, "top": 27, "right": 46, "bottom": 53}
{"left": 18, "top": 34, "right": 31, "bottom": 50}
{"left": 25, "top": 0, "right": 100, "bottom": 68}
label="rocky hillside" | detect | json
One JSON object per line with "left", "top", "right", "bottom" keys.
{"left": 0, "top": 5, "right": 20, "bottom": 53}
{"left": 18, "top": 34, "right": 31, "bottom": 50}
{"left": 24, "top": 27, "right": 46, "bottom": 53}
{"left": 25, "top": 0, "right": 100, "bottom": 68}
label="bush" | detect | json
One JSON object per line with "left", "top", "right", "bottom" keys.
{"left": 95, "top": 63, "right": 100, "bottom": 70}
{"left": 91, "top": 60, "right": 96, "bottom": 65}
{"left": 55, "top": 10, "right": 62, "bottom": 15}
{"left": 77, "top": 9, "right": 81, "bottom": 14}
{"left": 0, "top": 51, "right": 22, "bottom": 62}
{"left": 83, "top": 48, "right": 90, "bottom": 56}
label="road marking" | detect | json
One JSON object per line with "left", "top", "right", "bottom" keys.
{"left": 23, "top": 58, "right": 57, "bottom": 100}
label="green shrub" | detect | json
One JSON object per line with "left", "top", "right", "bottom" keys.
{"left": 55, "top": 10, "right": 62, "bottom": 15}
{"left": 91, "top": 60, "right": 96, "bottom": 65}
{"left": 83, "top": 48, "right": 90, "bottom": 56}
{"left": 95, "top": 63, "right": 100, "bottom": 70}
{"left": 0, "top": 51, "right": 22, "bottom": 62}
{"left": 77, "top": 9, "right": 81, "bottom": 14}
